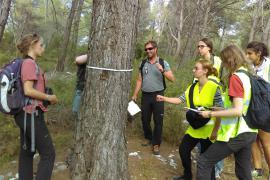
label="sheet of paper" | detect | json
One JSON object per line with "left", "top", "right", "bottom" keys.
{"left": 184, "top": 107, "right": 200, "bottom": 113}
{"left": 128, "top": 101, "right": 141, "bottom": 116}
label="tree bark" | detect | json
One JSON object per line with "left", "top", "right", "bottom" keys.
{"left": 248, "top": 1, "right": 261, "bottom": 42}
{"left": 0, "top": 0, "right": 12, "bottom": 45}
{"left": 180, "top": 0, "right": 202, "bottom": 66}
{"left": 69, "top": 0, "right": 85, "bottom": 63}
{"left": 262, "top": 16, "right": 270, "bottom": 47}
{"left": 56, "top": 0, "right": 79, "bottom": 72}
{"left": 71, "top": 0, "right": 139, "bottom": 179}
{"left": 169, "top": 0, "right": 184, "bottom": 60}
{"left": 200, "top": 0, "right": 213, "bottom": 37}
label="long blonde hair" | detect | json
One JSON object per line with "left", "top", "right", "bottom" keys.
{"left": 220, "top": 45, "right": 253, "bottom": 84}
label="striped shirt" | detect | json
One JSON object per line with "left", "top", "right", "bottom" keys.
{"left": 179, "top": 88, "right": 223, "bottom": 107}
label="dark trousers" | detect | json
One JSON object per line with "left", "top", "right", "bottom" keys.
{"left": 197, "top": 132, "right": 257, "bottom": 180}
{"left": 141, "top": 91, "right": 164, "bottom": 145}
{"left": 179, "top": 134, "right": 215, "bottom": 180}
{"left": 14, "top": 109, "right": 55, "bottom": 180}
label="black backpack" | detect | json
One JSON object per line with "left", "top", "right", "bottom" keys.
{"left": 236, "top": 70, "right": 270, "bottom": 132}
{"left": 139, "top": 58, "right": 166, "bottom": 90}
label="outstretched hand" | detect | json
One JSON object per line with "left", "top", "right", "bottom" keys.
{"left": 156, "top": 95, "right": 165, "bottom": 102}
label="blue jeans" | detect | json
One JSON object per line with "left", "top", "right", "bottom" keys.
{"left": 72, "top": 89, "right": 82, "bottom": 113}
{"left": 215, "top": 159, "right": 224, "bottom": 176}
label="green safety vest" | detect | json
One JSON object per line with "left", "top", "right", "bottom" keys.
{"left": 185, "top": 80, "right": 219, "bottom": 139}
{"left": 217, "top": 67, "right": 258, "bottom": 142}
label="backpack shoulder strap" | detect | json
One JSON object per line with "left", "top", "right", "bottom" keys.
{"left": 140, "top": 59, "right": 147, "bottom": 79}
{"left": 159, "top": 58, "right": 165, "bottom": 69}
{"left": 236, "top": 69, "right": 249, "bottom": 76}
{"left": 159, "top": 58, "right": 166, "bottom": 90}
{"left": 188, "top": 82, "right": 197, "bottom": 108}
{"left": 139, "top": 59, "right": 147, "bottom": 71}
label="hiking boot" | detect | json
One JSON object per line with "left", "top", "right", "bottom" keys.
{"left": 141, "top": 139, "right": 151, "bottom": 146}
{"left": 251, "top": 169, "right": 263, "bottom": 178}
{"left": 153, "top": 145, "right": 160, "bottom": 155}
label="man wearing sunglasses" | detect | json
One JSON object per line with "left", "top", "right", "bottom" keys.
{"left": 131, "top": 40, "right": 175, "bottom": 155}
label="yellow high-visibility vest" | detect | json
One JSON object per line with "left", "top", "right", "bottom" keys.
{"left": 217, "top": 67, "right": 257, "bottom": 142}
{"left": 185, "top": 80, "right": 219, "bottom": 139}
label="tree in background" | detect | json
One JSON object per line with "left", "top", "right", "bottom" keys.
{"left": 56, "top": 0, "right": 79, "bottom": 71}
{"left": 0, "top": 0, "right": 12, "bottom": 45}
{"left": 71, "top": 0, "right": 139, "bottom": 179}
{"left": 69, "top": 0, "right": 85, "bottom": 63}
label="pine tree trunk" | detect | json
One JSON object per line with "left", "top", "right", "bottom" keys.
{"left": 56, "top": 0, "right": 79, "bottom": 72}
{"left": 0, "top": 0, "right": 12, "bottom": 45}
{"left": 69, "top": 0, "right": 84, "bottom": 63}
{"left": 262, "top": 17, "right": 270, "bottom": 47}
{"left": 71, "top": 0, "right": 139, "bottom": 179}
{"left": 173, "top": 0, "right": 184, "bottom": 61}
{"left": 248, "top": 1, "right": 261, "bottom": 42}
{"left": 180, "top": 0, "right": 202, "bottom": 64}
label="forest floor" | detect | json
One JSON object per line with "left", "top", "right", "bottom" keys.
{"left": 0, "top": 122, "right": 269, "bottom": 180}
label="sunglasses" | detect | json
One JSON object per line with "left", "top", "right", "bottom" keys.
{"left": 197, "top": 45, "right": 207, "bottom": 49}
{"left": 145, "top": 47, "right": 155, "bottom": 51}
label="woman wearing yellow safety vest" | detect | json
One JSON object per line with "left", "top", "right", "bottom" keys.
{"left": 246, "top": 41, "right": 270, "bottom": 178}
{"left": 198, "top": 45, "right": 257, "bottom": 180}
{"left": 157, "top": 59, "right": 223, "bottom": 180}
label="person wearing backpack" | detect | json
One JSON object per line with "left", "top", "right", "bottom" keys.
{"left": 157, "top": 59, "right": 223, "bottom": 180}
{"left": 72, "top": 54, "right": 87, "bottom": 115}
{"left": 15, "top": 33, "right": 58, "bottom": 180}
{"left": 246, "top": 41, "right": 270, "bottom": 178}
{"left": 131, "top": 40, "right": 175, "bottom": 155}
{"left": 198, "top": 45, "right": 258, "bottom": 180}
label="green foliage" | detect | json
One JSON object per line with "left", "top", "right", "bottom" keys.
{"left": 52, "top": 128, "right": 73, "bottom": 152}
{"left": 0, "top": 115, "right": 20, "bottom": 167}
{"left": 47, "top": 72, "right": 76, "bottom": 106}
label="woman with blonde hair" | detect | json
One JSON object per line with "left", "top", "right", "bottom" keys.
{"left": 198, "top": 45, "right": 257, "bottom": 180}
{"left": 16, "top": 33, "right": 58, "bottom": 180}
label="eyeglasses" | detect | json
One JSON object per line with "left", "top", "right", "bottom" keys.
{"left": 197, "top": 45, "right": 207, "bottom": 49}
{"left": 145, "top": 47, "right": 155, "bottom": 51}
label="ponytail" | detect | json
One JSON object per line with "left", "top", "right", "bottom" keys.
{"left": 208, "top": 66, "right": 218, "bottom": 77}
